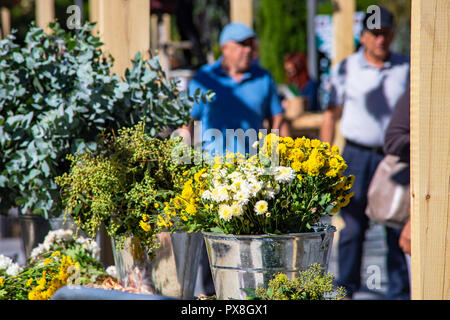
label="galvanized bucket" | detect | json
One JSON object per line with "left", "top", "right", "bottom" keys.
{"left": 111, "top": 231, "right": 203, "bottom": 299}
{"left": 19, "top": 213, "right": 50, "bottom": 261}
{"left": 203, "top": 225, "right": 336, "bottom": 300}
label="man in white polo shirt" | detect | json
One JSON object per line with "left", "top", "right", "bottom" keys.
{"left": 320, "top": 7, "right": 410, "bottom": 299}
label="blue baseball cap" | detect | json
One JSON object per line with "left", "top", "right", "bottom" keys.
{"left": 219, "top": 22, "right": 256, "bottom": 46}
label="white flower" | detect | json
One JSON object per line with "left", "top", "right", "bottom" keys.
{"left": 6, "top": 263, "right": 22, "bottom": 277}
{"left": 274, "top": 166, "right": 296, "bottom": 183}
{"left": 30, "top": 243, "right": 46, "bottom": 262}
{"left": 211, "top": 185, "right": 230, "bottom": 202}
{"left": 201, "top": 190, "right": 213, "bottom": 201}
{"left": 0, "top": 254, "right": 22, "bottom": 276}
{"left": 231, "top": 203, "right": 243, "bottom": 217}
{"left": 76, "top": 237, "right": 100, "bottom": 259}
{"left": 248, "top": 181, "right": 263, "bottom": 196}
{"left": 218, "top": 204, "right": 233, "bottom": 221}
{"left": 230, "top": 178, "right": 246, "bottom": 193}
{"left": 106, "top": 265, "right": 117, "bottom": 278}
{"left": 233, "top": 190, "right": 250, "bottom": 205}
{"left": 254, "top": 200, "right": 269, "bottom": 215}
{"left": 0, "top": 254, "right": 13, "bottom": 270}
{"left": 229, "top": 171, "right": 242, "bottom": 180}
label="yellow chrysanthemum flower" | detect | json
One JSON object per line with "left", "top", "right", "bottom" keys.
{"left": 185, "top": 203, "right": 197, "bottom": 215}
{"left": 139, "top": 220, "right": 151, "bottom": 232}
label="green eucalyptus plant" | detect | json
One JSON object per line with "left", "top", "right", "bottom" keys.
{"left": 0, "top": 21, "right": 212, "bottom": 218}
{"left": 0, "top": 21, "right": 120, "bottom": 217}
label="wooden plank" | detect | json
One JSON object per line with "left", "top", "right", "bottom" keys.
{"left": 89, "top": 0, "right": 101, "bottom": 35}
{"left": 91, "top": 0, "right": 150, "bottom": 78}
{"left": 35, "top": 0, "right": 55, "bottom": 33}
{"left": 332, "top": 0, "right": 355, "bottom": 66}
{"left": 1, "top": 7, "right": 11, "bottom": 39}
{"left": 230, "top": 0, "right": 253, "bottom": 27}
{"left": 331, "top": 0, "right": 355, "bottom": 152}
{"left": 410, "top": 0, "right": 450, "bottom": 300}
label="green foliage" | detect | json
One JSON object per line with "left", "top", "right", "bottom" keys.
{"left": 255, "top": 0, "right": 307, "bottom": 83}
{"left": 0, "top": 21, "right": 211, "bottom": 218}
{"left": 246, "top": 263, "right": 346, "bottom": 300}
{"left": 0, "top": 21, "right": 120, "bottom": 217}
{"left": 55, "top": 122, "right": 204, "bottom": 254}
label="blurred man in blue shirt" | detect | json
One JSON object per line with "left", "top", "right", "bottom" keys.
{"left": 182, "top": 22, "right": 289, "bottom": 158}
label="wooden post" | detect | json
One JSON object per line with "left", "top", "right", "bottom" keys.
{"left": 1, "top": 7, "right": 11, "bottom": 39}
{"left": 89, "top": 0, "right": 150, "bottom": 78}
{"left": 410, "top": 0, "right": 450, "bottom": 300}
{"left": 331, "top": 0, "right": 355, "bottom": 152}
{"left": 230, "top": 0, "right": 253, "bottom": 27}
{"left": 332, "top": 0, "right": 355, "bottom": 66}
{"left": 88, "top": 0, "right": 150, "bottom": 266}
{"left": 35, "top": 0, "right": 55, "bottom": 33}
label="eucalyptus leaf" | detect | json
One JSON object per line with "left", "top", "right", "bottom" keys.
{"left": 0, "top": 21, "right": 213, "bottom": 217}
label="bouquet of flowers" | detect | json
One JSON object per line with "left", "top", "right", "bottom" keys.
{"left": 158, "top": 134, "right": 354, "bottom": 235}
{"left": 0, "top": 228, "right": 108, "bottom": 300}
{"left": 0, "top": 251, "right": 80, "bottom": 300}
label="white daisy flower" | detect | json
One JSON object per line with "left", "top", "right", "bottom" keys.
{"left": 248, "top": 181, "right": 263, "bottom": 196}
{"left": 218, "top": 204, "right": 233, "bottom": 221}
{"left": 254, "top": 200, "right": 269, "bottom": 215}
{"left": 231, "top": 203, "right": 243, "bottom": 216}
{"left": 211, "top": 185, "right": 230, "bottom": 202}
{"left": 234, "top": 190, "right": 250, "bottom": 205}
{"left": 274, "top": 166, "right": 296, "bottom": 183}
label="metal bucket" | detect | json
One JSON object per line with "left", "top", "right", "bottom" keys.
{"left": 203, "top": 225, "right": 336, "bottom": 300}
{"left": 19, "top": 213, "right": 50, "bottom": 262}
{"left": 111, "top": 231, "right": 203, "bottom": 299}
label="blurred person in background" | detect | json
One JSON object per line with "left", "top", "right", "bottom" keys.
{"left": 320, "top": 7, "right": 410, "bottom": 300}
{"left": 283, "top": 52, "right": 319, "bottom": 112}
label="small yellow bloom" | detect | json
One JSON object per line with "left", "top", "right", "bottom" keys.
{"left": 185, "top": 203, "right": 197, "bottom": 215}
{"left": 311, "top": 139, "right": 322, "bottom": 148}
{"left": 182, "top": 185, "right": 194, "bottom": 199}
{"left": 283, "top": 137, "right": 294, "bottom": 148}
{"left": 139, "top": 220, "right": 151, "bottom": 232}
{"left": 0, "top": 277, "right": 4, "bottom": 287}
{"left": 154, "top": 203, "right": 159, "bottom": 209}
